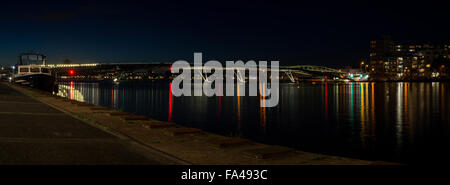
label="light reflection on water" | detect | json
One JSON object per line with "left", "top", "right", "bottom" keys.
{"left": 57, "top": 81, "right": 450, "bottom": 163}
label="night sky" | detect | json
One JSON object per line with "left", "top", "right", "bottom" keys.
{"left": 0, "top": 0, "right": 448, "bottom": 67}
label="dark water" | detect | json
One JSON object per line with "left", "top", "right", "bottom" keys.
{"left": 57, "top": 81, "right": 450, "bottom": 164}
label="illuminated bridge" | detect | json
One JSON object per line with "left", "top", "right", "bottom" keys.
{"left": 46, "top": 63, "right": 172, "bottom": 80}
{"left": 45, "top": 63, "right": 344, "bottom": 82}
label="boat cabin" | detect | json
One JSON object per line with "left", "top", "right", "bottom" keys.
{"left": 15, "top": 53, "right": 51, "bottom": 75}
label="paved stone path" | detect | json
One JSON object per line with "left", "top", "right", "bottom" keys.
{"left": 0, "top": 83, "right": 174, "bottom": 164}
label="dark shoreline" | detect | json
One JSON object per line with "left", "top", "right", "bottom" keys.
{"left": 56, "top": 78, "right": 450, "bottom": 83}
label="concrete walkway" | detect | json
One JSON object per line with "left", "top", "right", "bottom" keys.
{"left": 0, "top": 83, "right": 177, "bottom": 164}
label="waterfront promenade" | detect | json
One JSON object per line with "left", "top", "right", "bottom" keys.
{"left": 0, "top": 83, "right": 181, "bottom": 164}
{"left": 0, "top": 82, "right": 392, "bottom": 165}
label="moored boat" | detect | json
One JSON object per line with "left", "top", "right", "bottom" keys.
{"left": 12, "top": 53, "right": 56, "bottom": 92}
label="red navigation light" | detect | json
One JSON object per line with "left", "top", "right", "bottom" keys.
{"left": 69, "top": 69, "right": 75, "bottom": 76}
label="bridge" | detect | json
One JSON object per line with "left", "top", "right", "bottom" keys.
{"left": 43, "top": 63, "right": 344, "bottom": 82}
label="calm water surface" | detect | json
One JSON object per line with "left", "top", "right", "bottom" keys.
{"left": 57, "top": 81, "right": 450, "bottom": 163}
